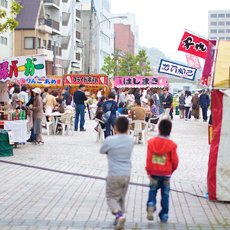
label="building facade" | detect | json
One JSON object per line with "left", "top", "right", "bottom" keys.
{"left": 208, "top": 10, "right": 230, "bottom": 40}
{"left": 80, "top": 0, "right": 114, "bottom": 74}
{"left": 113, "top": 13, "right": 139, "bottom": 55}
{"left": 0, "top": 0, "right": 13, "bottom": 59}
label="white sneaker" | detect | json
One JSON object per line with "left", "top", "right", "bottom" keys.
{"left": 147, "top": 206, "right": 154, "bottom": 221}
{"left": 114, "top": 214, "right": 126, "bottom": 230}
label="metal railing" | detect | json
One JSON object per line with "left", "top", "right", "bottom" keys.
{"left": 39, "top": 18, "right": 52, "bottom": 27}
{"left": 51, "top": 19, "right": 59, "bottom": 31}
{"left": 43, "top": 0, "right": 60, "bottom": 6}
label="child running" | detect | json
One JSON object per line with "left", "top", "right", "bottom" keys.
{"left": 145, "top": 119, "right": 179, "bottom": 223}
{"left": 100, "top": 117, "right": 134, "bottom": 230}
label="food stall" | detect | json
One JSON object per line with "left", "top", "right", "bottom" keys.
{"left": 63, "top": 74, "right": 111, "bottom": 97}
{"left": 114, "top": 76, "right": 169, "bottom": 93}
{"left": 22, "top": 75, "right": 64, "bottom": 92}
{"left": 0, "top": 55, "right": 46, "bottom": 145}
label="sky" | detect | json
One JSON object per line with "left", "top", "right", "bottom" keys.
{"left": 111, "top": 0, "right": 230, "bottom": 65}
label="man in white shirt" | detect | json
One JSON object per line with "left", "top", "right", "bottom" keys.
{"left": 97, "top": 88, "right": 103, "bottom": 100}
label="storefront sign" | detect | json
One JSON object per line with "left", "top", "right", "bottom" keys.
{"left": 0, "top": 55, "right": 46, "bottom": 82}
{"left": 158, "top": 59, "right": 197, "bottom": 81}
{"left": 114, "top": 76, "right": 168, "bottom": 88}
{"left": 64, "top": 75, "right": 109, "bottom": 86}
{"left": 22, "top": 75, "right": 63, "bottom": 86}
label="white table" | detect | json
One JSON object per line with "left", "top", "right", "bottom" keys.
{"left": 4, "top": 120, "right": 27, "bottom": 143}
{"left": 43, "top": 112, "right": 63, "bottom": 134}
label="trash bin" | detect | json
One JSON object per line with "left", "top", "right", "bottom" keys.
{"left": 175, "top": 106, "right": 179, "bottom": 115}
{"left": 0, "top": 130, "right": 13, "bottom": 157}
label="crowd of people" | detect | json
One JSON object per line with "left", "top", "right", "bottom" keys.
{"left": 178, "top": 89, "right": 210, "bottom": 122}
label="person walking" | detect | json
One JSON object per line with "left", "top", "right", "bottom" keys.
{"left": 178, "top": 91, "right": 185, "bottom": 119}
{"left": 162, "top": 88, "right": 172, "bottom": 120}
{"left": 191, "top": 92, "right": 200, "bottom": 121}
{"left": 74, "top": 84, "right": 88, "bottom": 131}
{"left": 100, "top": 117, "right": 134, "bottom": 229}
{"left": 63, "top": 87, "right": 71, "bottom": 105}
{"left": 199, "top": 89, "right": 210, "bottom": 122}
{"left": 184, "top": 91, "right": 192, "bottom": 121}
{"left": 103, "top": 92, "right": 118, "bottom": 137}
{"left": 28, "top": 88, "right": 44, "bottom": 144}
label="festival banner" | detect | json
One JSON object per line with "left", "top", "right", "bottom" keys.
{"left": 0, "top": 55, "right": 46, "bottom": 82}
{"left": 178, "top": 31, "right": 209, "bottom": 59}
{"left": 158, "top": 59, "right": 197, "bottom": 81}
{"left": 114, "top": 76, "right": 168, "bottom": 88}
{"left": 185, "top": 53, "right": 201, "bottom": 69}
{"left": 64, "top": 75, "right": 109, "bottom": 86}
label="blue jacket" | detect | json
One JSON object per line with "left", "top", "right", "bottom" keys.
{"left": 103, "top": 100, "right": 118, "bottom": 116}
{"left": 199, "top": 93, "right": 210, "bottom": 109}
{"left": 73, "top": 90, "right": 87, "bottom": 105}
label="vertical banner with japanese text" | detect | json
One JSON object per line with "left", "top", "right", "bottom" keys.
{"left": 178, "top": 31, "right": 209, "bottom": 59}
{"left": 0, "top": 55, "right": 46, "bottom": 82}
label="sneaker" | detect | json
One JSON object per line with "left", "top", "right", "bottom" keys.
{"left": 80, "top": 129, "right": 86, "bottom": 131}
{"left": 26, "top": 138, "right": 33, "bottom": 142}
{"left": 94, "top": 127, "right": 98, "bottom": 132}
{"left": 147, "top": 206, "right": 154, "bottom": 221}
{"left": 114, "top": 213, "right": 126, "bottom": 230}
{"left": 38, "top": 141, "right": 44, "bottom": 145}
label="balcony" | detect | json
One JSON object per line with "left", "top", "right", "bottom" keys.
{"left": 37, "top": 48, "right": 53, "bottom": 62}
{"left": 51, "top": 46, "right": 62, "bottom": 57}
{"left": 44, "top": 0, "right": 60, "bottom": 9}
{"left": 76, "top": 31, "right": 81, "bottom": 41}
{"left": 38, "top": 18, "right": 52, "bottom": 34}
{"left": 76, "top": 9, "right": 81, "bottom": 21}
{"left": 50, "top": 19, "right": 60, "bottom": 34}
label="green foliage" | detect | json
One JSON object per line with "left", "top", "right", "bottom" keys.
{"left": 118, "top": 52, "right": 140, "bottom": 76}
{"left": 101, "top": 55, "right": 116, "bottom": 77}
{"left": 0, "top": 1, "right": 22, "bottom": 33}
{"left": 136, "top": 49, "right": 152, "bottom": 76}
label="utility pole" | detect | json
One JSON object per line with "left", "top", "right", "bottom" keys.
{"left": 88, "top": 0, "right": 94, "bottom": 74}
{"left": 127, "top": 44, "right": 130, "bottom": 76}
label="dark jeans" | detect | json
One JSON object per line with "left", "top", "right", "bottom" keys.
{"left": 169, "top": 109, "right": 173, "bottom": 119}
{"left": 105, "top": 115, "right": 116, "bottom": 138}
{"left": 147, "top": 175, "right": 170, "bottom": 222}
{"left": 202, "top": 108, "right": 207, "bottom": 121}
{"left": 30, "top": 128, "right": 37, "bottom": 140}
{"left": 75, "top": 104, "right": 85, "bottom": 130}
{"left": 185, "top": 107, "right": 191, "bottom": 119}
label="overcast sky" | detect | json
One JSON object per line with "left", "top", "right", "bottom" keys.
{"left": 111, "top": 0, "right": 230, "bottom": 65}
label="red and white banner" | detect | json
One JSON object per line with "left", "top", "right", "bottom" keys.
{"left": 208, "top": 89, "right": 230, "bottom": 201}
{"left": 178, "top": 31, "right": 209, "bottom": 59}
{"left": 185, "top": 53, "right": 201, "bottom": 69}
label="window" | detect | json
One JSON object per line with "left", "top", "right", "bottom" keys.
{"left": 210, "top": 21, "right": 217, "bottom": 25}
{"left": 101, "top": 13, "right": 111, "bottom": 29}
{"left": 37, "top": 38, "right": 41, "bottom": 48}
{"left": 210, "top": 37, "right": 217, "bottom": 40}
{"left": 226, "top": 21, "right": 230, "bottom": 25}
{"left": 226, "top": 14, "right": 230, "bottom": 18}
{"left": 218, "top": 29, "right": 224, "bottom": 33}
{"left": 218, "top": 21, "right": 225, "bottom": 25}
{"left": 210, "top": 14, "right": 217, "bottom": 18}
{"left": 0, "top": 36, "right": 7, "bottom": 45}
{"left": 226, "top": 37, "right": 230, "bottom": 40}
{"left": 100, "top": 32, "right": 110, "bottom": 46}
{"left": 43, "top": 40, "right": 46, "bottom": 48}
{"left": 219, "top": 37, "right": 225, "bottom": 40}
{"left": 218, "top": 14, "right": 225, "bottom": 18}
{"left": 226, "top": 29, "right": 230, "bottom": 33}
{"left": 25, "top": 37, "right": 35, "bottom": 49}
{"left": 210, "top": 29, "right": 217, "bottom": 33}
{"left": 1, "top": 0, "right": 8, "bottom": 8}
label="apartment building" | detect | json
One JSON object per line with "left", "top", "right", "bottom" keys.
{"left": 208, "top": 10, "right": 230, "bottom": 40}
{"left": 43, "top": 0, "right": 83, "bottom": 74}
{"left": 80, "top": 0, "right": 114, "bottom": 74}
{"left": 113, "top": 13, "right": 139, "bottom": 55}
{"left": 0, "top": 0, "right": 13, "bottom": 59}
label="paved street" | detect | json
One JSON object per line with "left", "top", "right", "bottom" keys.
{"left": 0, "top": 115, "right": 230, "bottom": 230}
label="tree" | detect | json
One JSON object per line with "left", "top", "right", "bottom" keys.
{"left": 118, "top": 53, "right": 140, "bottom": 76}
{"left": 101, "top": 55, "right": 116, "bottom": 77}
{"left": 136, "top": 49, "right": 152, "bottom": 76}
{"left": 0, "top": 1, "right": 22, "bottom": 33}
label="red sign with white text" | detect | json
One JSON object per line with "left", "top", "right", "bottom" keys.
{"left": 185, "top": 53, "right": 201, "bottom": 69}
{"left": 178, "top": 31, "right": 209, "bottom": 59}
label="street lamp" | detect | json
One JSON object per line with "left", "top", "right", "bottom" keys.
{"left": 88, "top": 15, "right": 127, "bottom": 74}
